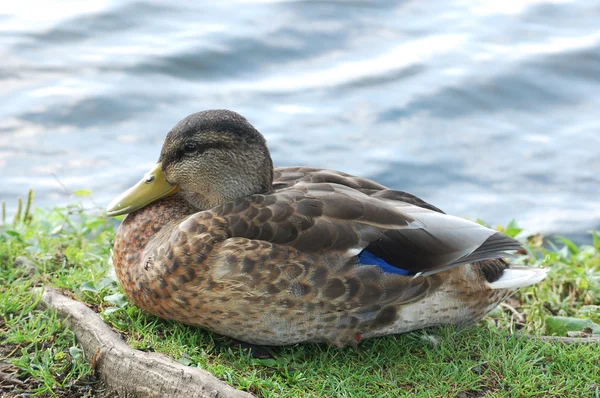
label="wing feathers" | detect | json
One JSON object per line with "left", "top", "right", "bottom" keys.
{"left": 212, "top": 167, "right": 522, "bottom": 275}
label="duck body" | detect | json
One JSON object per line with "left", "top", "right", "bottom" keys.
{"left": 109, "top": 111, "right": 546, "bottom": 346}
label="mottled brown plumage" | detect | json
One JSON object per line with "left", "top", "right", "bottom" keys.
{"left": 109, "top": 110, "right": 547, "bottom": 346}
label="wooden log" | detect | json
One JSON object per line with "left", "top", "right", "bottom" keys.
{"left": 36, "top": 287, "right": 254, "bottom": 398}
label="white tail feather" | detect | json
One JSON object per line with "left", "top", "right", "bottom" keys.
{"left": 486, "top": 266, "right": 548, "bottom": 289}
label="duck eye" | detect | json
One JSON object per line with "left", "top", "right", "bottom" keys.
{"left": 145, "top": 175, "right": 155, "bottom": 184}
{"left": 184, "top": 143, "right": 197, "bottom": 152}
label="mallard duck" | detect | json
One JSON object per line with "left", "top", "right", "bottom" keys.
{"left": 107, "top": 109, "right": 546, "bottom": 346}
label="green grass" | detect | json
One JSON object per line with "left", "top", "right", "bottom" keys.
{"left": 1, "top": 193, "right": 599, "bottom": 397}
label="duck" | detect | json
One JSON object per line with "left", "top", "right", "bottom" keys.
{"left": 106, "top": 109, "right": 547, "bottom": 347}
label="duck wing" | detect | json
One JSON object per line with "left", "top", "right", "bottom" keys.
{"left": 210, "top": 176, "right": 520, "bottom": 277}
{"left": 272, "top": 167, "right": 520, "bottom": 275}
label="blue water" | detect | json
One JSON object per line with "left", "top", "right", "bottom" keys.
{"left": 1, "top": 0, "right": 599, "bottom": 242}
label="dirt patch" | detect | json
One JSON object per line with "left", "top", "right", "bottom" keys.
{"left": 457, "top": 389, "right": 493, "bottom": 398}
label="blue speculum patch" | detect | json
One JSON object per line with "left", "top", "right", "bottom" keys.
{"left": 357, "top": 250, "right": 410, "bottom": 275}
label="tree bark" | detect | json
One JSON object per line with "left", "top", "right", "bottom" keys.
{"left": 36, "top": 288, "right": 254, "bottom": 398}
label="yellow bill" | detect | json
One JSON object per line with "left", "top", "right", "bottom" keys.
{"left": 106, "top": 163, "right": 180, "bottom": 217}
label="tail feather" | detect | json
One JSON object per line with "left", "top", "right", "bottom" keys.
{"left": 486, "top": 266, "right": 548, "bottom": 289}
{"left": 417, "top": 232, "right": 521, "bottom": 277}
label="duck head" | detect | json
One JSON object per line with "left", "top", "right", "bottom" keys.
{"left": 106, "top": 110, "right": 273, "bottom": 216}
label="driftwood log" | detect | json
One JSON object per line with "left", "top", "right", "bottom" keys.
{"left": 36, "top": 288, "right": 253, "bottom": 398}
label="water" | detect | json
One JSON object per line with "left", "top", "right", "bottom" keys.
{"left": 1, "top": 0, "right": 599, "bottom": 242}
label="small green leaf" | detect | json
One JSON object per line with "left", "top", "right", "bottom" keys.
{"left": 97, "top": 278, "right": 115, "bottom": 290}
{"left": 73, "top": 189, "right": 92, "bottom": 197}
{"left": 104, "top": 293, "right": 128, "bottom": 307}
{"left": 24, "top": 245, "right": 42, "bottom": 255}
{"left": 51, "top": 224, "right": 63, "bottom": 234}
{"left": 504, "top": 219, "right": 522, "bottom": 238}
{"left": 545, "top": 316, "right": 600, "bottom": 336}
{"left": 80, "top": 281, "right": 99, "bottom": 293}
{"left": 69, "top": 346, "right": 82, "bottom": 360}
{"left": 81, "top": 278, "right": 114, "bottom": 293}
{"left": 178, "top": 357, "right": 192, "bottom": 366}
{"left": 558, "top": 245, "right": 570, "bottom": 259}
{"left": 103, "top": 306, "right": 122, "bottom": 315}
{"left": 38, "top": 220, "right": 51, "bottom": 233}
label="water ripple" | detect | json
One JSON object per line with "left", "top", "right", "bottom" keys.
{"left": 1, "top": 0, "right": 599, "bottom": 241}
